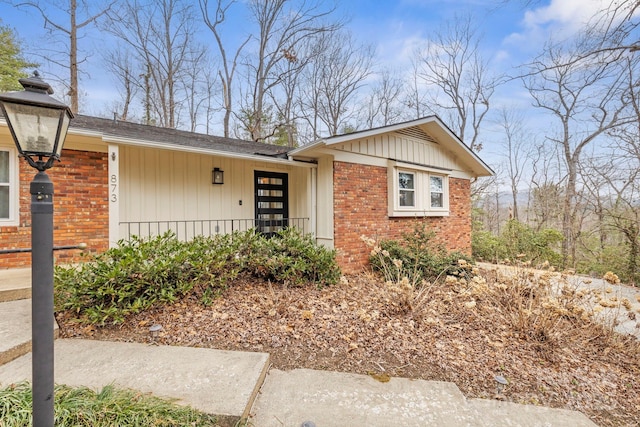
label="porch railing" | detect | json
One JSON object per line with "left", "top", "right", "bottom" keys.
{"left": 119, "top": 218, "right": 310, "bottom": 241}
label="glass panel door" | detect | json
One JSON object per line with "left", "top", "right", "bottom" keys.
{"left": 254, "top": 171, "right": 289, "bottom": 236}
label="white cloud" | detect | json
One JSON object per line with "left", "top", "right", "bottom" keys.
{"left": 523, "top": 0, "right": 606, "bottom": 30}
{"left": 504, "top": 0, "right": 612, "bottom": 52}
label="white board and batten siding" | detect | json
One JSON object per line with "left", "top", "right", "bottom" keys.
{"left": 331, "top": 127, "right": 472, "bottom": 179}
{"left": 114, "top": 145, "right": 311, "bottom": 243}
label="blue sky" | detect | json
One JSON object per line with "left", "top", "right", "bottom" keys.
{"left": 0, "top": 0, "right": 610, "bottom": 100}
{"left": 0, "top": 0, "right": 616, "bottom": 161}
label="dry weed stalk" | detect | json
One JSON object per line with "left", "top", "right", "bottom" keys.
{"left": 361, "top": 235, "right": 433, "bottom": 317}
{"left": 477, "top": 263, "right": 633, "bottom": 352}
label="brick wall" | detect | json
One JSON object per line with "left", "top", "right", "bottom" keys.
{"left": 0, "top": 149, "right": 109, "bottom": 269}
{"left": 333, "top": 161, "right": 471, "bottom": 273}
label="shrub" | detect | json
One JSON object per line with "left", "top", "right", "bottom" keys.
{"left": 472, "top": 220, "right": 562, "bottom": 267}
{"left": 55, "top": 228, "right": 340, "bottom": 324}
{"left": 55, "top": 233, "right": 201, "bottom": 324}
{"left": 365, "top": 222, "right": 473, "bottom": 285}
{"left": 243, "top": 227, "right": 341, "bottom": 287}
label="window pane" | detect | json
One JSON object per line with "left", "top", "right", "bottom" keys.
{"left": 258, "top": 201, "right": 283, "bottom": 209}
{"left": 430, "top": 176, "right": 443, "bottom": 193}
{"left": 431, "top": 192, "right": 443, "bottom": 208}
{"left": 0, "top": 187, "right": 9, "bottom": 218}
{"left": 400, "top": 190, "right": 414, "bottom": 207}
{"left": 259, "top": 213, "right": 284, "bottom": 220}
{"left": 0, "top": 152, "right": 8, "bottom": 183}
{"left": 258, "top": 189, "right": 283, "bottom": 197}
{"left": 399, "top": 172, "right": 414, "bottom": 189}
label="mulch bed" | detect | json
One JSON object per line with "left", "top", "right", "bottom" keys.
{"left": 56, "top": 270, "right": 640, "bottom": 427}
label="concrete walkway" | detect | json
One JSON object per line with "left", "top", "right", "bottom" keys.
{"left": 0, "top": 339, "right": 269, "bottom": 426}
{"left": 0, "top": 267, "right": 601, "bottom": 426}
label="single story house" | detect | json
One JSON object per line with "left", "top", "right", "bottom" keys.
{"left": 1, "top": 115, "right": 492, "bottom": 273}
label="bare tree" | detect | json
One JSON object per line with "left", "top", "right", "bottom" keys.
{"left": 524, "top": 40, "right": 636, "bottom": 267}
{"left": 266, "top": 39, "right": 312, "bottom": 146}
{"left": 199, "top": 0, "right": 250, "bottom": 138}
{"left": 404, "top": 59, "right": 428, "bottom": 120}
{"left": 240, "top": 0, "right": 341, "bottom": 142}
{"left": 105, "top": 0, "right": 202, "bottom": 129}
{"left": 363, "top": 67, "right": 407, "bottom": 128}
{"left": 528, "top": 138, "right": 564, "bottom": 231}
{"left": 103, "top": 46, "right": 139, "bottom": 121}
{"left": 495, "top": 108, "right": 533, "bottom": 222}
{"left": 416, "top": 15, "right": 501, "bottom": 151}
{"left": 180, "top": 48, "right": 210, "bottom": 132}
{"left": 11, "top": 0, "right": 115, "bottom": 113}
{"left": 299, "top": 30, "right": 374, "bottom": 137}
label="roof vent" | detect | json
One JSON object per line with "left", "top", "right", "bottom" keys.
{"left": 395, "top": 126, "right": 437, "bottom": 143}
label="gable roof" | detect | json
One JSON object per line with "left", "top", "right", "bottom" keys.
{"left": 290, "top": 115, "right": 493, "bottom": 177}
{"left": 70, "top": 115, "right": 289, "bottom": 158}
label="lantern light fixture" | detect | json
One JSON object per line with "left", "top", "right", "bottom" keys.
{"left": 212, "top": 167, "right": 224, "bottom": 184}
{"left": 0, "top": 72, "right": 74, "bottom": 171}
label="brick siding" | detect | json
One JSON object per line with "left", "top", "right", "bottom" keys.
{"left": 333, "top": 161, "right": 471, "bottom": 273}
{"left": 1, "top": 149, "right": 109, "bottom": 269}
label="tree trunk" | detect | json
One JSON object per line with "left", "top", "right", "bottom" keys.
{"left": 69, "top": 0, "right": 78, "bottom": 113}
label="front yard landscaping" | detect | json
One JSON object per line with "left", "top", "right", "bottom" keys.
{"left": 53, "top": 228, "right": 640, "bottom": 427}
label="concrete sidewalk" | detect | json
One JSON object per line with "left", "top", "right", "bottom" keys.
{"left": 0, "top": 267, "right": 600, "bottom": 426}
{"left": 0, "top": 339, "right": 598, "bottom": 427}
{"left": 0, "top": 339, "right": 270, "bottom": 426}
{"left": 249, "top": 368, "right": 597, "bottom": 427}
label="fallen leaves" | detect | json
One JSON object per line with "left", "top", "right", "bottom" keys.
{"left": 57, "top": 270, "right": 640, "bottom": 427}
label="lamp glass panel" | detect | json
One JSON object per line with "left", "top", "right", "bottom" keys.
{"left": 55, "top": 112, "right": 71, "bottom": 157}
{"left": 3, "top": 102, "right": 61, "bottom": 155}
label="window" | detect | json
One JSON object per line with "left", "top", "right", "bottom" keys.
{"left": 398, "top": 172, "right": 415, "bottom": 207}
{"left": 0, "top": 148, "right": 17, "bottom": 224}
{"left": 389, "top": 166, "right": 449, "bottom": 217}
{"left": 430, "top": 176, "right": 443, "bottom": 208}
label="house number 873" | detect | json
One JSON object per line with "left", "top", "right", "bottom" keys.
{"left": 110, "top": 174, "right": 117, "bottom": 202}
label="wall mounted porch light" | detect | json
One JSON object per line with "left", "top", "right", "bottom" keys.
{"left": 0, "top": 72, "right": 74, "bottom": 427}
{"left": 212, "top": 167, "right": 224, "bottom": 184}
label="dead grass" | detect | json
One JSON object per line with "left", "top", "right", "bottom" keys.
{"left": 57, "top": 267, "right": 640, "bottom": 427}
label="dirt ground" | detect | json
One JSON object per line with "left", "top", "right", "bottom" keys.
{"left": 57, "top": 268, "right": 640, "bottom": 427}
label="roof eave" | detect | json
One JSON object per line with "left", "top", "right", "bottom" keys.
{"left": 103, "top": 134, "right": 315, "bottom": 167}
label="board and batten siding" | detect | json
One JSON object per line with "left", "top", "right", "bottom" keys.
{"left": 117, "top": 145, "right": 311, "bottom": 240}
{"left": 333, "top": 128, "right": 468, "bottom": 174}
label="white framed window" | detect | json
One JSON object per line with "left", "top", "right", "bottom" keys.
{"left": 389, "top": 165, "right": 449, "bottom": 217}
{"left": 398, "top": 171, "right": 415, "bottom": 207}
{"left": 0, "top": 147, "right": 18, "bottom": 225}
{"left": 430, "top": 175, "right": 444, "bottom": 208}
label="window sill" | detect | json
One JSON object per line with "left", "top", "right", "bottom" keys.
{"left": 389, "top": 209, "right": 450, "bottom": 217}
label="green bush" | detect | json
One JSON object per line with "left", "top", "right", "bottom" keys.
{"left": 55, "top": 228, "right": 340, "bottom": 325}
{"left": 0, "top": 382, "right": 218, "bottom": 427}
{"left": 368, "top": 222, "right": 473, "bottom": 284}
{"left": 244, "top": 227, "right": 341, "bottom": 287}
{"left": 472, "top": 220, "right": 562, "bottom": 267}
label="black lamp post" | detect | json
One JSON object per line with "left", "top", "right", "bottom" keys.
{"left": 0, "top": 73, "right": 73, "bottom": 427}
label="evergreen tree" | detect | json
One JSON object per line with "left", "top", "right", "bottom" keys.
{"left": 0, "top": 22, "right": 35, "bottom": 91}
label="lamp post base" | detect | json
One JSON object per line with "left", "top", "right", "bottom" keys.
{"left": 30, "top": 170, "right": 55, "bottom": 427}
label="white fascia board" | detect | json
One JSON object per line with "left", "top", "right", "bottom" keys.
{"left": 322, "top": 116, "right": 439, "bottom": 146}
{"left": 287, "top": 139, "right": 326, "bottom": 156}
{"left": 103, "top": 135, "right": 316, "bottom": 167}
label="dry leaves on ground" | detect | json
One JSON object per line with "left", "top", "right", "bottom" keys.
{"left": 57, "top": 269, "right": 640, "bottom": 427}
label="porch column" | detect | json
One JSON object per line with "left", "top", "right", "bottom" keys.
{"left": 108, "top": 144, "right": 120, "bottom": 247}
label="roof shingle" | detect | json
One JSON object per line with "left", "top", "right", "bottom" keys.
{"left": 71, "top": 115, "right": 289, "bottom": 157}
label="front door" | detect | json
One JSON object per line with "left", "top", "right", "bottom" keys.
{"left": 254, "top": 171, "right": 289, "bottom": 236}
